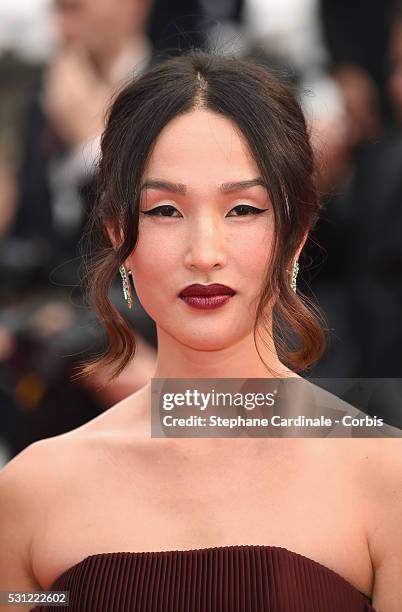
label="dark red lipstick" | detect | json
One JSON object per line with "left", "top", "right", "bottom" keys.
{"left": 179, "top": 283, "right": 236, "bottom": 310}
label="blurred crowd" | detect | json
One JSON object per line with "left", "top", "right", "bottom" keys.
{"left": 1, "top": 0, "right": 402, "bottom": 463}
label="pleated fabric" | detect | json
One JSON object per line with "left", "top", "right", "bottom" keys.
{"left": 31, "top": 545, "right": 377, "bottom": 612}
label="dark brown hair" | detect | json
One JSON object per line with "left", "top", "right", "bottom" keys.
{"left": 80, "top": 51, "right": 326, "bottom": 380}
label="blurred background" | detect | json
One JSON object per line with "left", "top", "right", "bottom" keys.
{"left": 1, "top": 0, "right": 401, "bottom": 464}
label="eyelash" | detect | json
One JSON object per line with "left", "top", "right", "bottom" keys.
{"left": 141, "top": 204, "right": 269, "bottom": 218}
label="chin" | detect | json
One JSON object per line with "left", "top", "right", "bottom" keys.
{"left": 176, "top": 327, "right": 249, "bottom": 352}
{"left": 182, "top": 338, "right": 231, "bottom": 351}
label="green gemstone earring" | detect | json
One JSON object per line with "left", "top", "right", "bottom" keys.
{"left": 119, "top": 264, "right": 133, "bottom": 309}
{"left": 291, "top": 260, "right": 299, "bottom": 293}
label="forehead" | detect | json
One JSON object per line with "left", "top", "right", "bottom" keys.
{"left": 143, "top": 109, "right": 260, "bottom": 183}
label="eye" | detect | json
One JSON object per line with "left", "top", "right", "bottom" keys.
{"left": 141, "top": 205, "right": 181, "bottom": 217}
{"left": 227, "top": 204, "right": 269, "bottom": 216}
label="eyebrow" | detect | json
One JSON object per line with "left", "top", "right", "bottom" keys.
{"left": 140, "top": 178, "right": 267, "bottom": 195}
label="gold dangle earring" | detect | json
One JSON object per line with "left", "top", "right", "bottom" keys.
{"left": 119, "top": 264, "right": 133, "bottom": 309}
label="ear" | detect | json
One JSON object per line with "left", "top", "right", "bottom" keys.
{"left": 294, "top": 231, "right": 309, "bottom": 262}
{"left": 105, "top": 222, "right": 134, "bottom": 275}
{"left": 105, "top": 221, "right": 123, "bottom": 251}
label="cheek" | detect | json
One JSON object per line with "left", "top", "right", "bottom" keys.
{"left": 128, "top": 227, "right": 179, "bottom": 287}
{"left": 230, "top": 224, "right": 273, "bottom": 283}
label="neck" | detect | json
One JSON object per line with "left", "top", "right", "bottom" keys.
{"left": 152, "top": 325, "right": 296, "bottom": 380}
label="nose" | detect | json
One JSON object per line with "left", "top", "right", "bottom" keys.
{"left": 184, "top": 214, "right": 227, "bottom": 272}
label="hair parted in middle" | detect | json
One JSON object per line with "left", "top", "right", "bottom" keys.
{"left": 80, "top": 51, "right": 327, "bottom": 381}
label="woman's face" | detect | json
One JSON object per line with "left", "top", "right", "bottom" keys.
{"left": 128, "top": 109, "right": 275, "bottom": 350}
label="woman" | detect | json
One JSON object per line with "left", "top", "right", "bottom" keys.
{"left": 0, "top": 52, "right": 401, "bottom": 612}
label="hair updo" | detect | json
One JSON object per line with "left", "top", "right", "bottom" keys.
{"left": 80, "top": 51, "right": 326, "bottom": 380}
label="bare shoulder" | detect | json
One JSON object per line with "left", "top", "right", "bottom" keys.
{"left": 358, "top": 438, "right": 402, "bottom": 612}
{"left": 366, "top": 437, "right": 402, "bottom": 512}
{"left": 0, "top": 380, "right": 151, "bottom": 486}
{"left": 358, "top": 437, "right": 402, "bottom": 493}
{"left": 305, "top": 436, "right": 402, "bottom": 512}
{"left": 333, "top": 437, "right": 402, "bottom": 492}
{"left": 341, "top": 438, "right": 402, "bottom": 562}
{"left": 0, "top": 385, "right": 150, "bottom": 591}
{"left": 0, "top": 432, "right": 93, "bottom": 516}
{"left": 0, "top": 380, "right": 145, "bottom": 501}
{"left": 0, "top": 436, "right": 85, "bottom": 591}
{"left": 0, "top": 381, "right": 151, "bottom": 502}
{"left": 0, "top": 435, "right": 73, "bottom": 495}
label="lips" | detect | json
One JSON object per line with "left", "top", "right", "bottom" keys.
{"left": 179, "top": 283, "right": 236, "bottom": 297}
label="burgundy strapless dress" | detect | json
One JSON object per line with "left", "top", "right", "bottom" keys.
{"left": 31, "top": 545, "right": 376, "bottom": 611}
